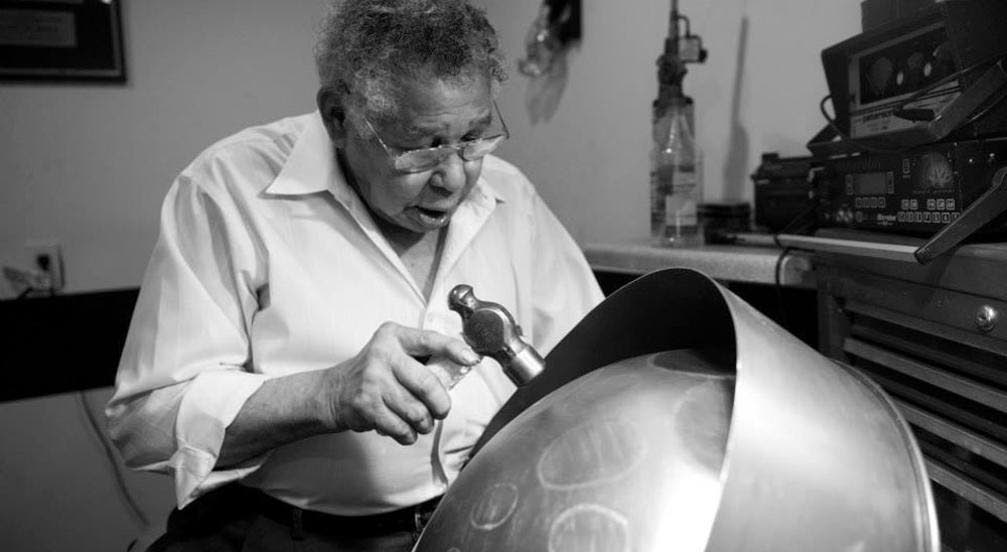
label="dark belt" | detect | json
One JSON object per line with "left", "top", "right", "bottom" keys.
{"left": 246, "top": 487, "right": 442, "bottom": 539}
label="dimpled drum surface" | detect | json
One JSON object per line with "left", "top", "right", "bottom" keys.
{"left": 417, "top": 350, "right": 733, "bottom": 552}
{"left": 414, "top": 268, "right": 938, "bottom": 552}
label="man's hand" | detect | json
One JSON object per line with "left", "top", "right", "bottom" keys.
{"left": 324, "top": 322, "right": 481, "bottom": 445}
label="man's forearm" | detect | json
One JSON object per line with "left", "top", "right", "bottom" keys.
{"left": 217, "top": 368, "right": 337, "bottom": 467}
{"left": 216, "top": 322, "right": 469, "bottom": 467}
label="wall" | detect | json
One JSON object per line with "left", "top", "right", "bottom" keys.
{"left": 0, "top": 0, "right": 327, "bottom": 294}
{"left": 0, "top": 1, "right": 326, "bottom": 550}
{"left": 482, "top": 0, "right": 861, "bottom": 244}
{"left": 0, "top": 0, "right": 862, "bottom": 294}
{"left": 0, "top": 0, "right": 861, "bottom": 550}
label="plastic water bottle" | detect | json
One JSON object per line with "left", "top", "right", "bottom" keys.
{"left": 650, "top": 104, "right": 703, "bottom": 246}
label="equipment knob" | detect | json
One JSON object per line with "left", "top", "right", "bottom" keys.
{"left": 975, "top": 305, "right": 999, "bottom": 333}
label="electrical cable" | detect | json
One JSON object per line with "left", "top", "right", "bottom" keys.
{"left": 773, "top": 246, "right": 794, "bottom": 330}
{"left": 770, "top": 189, "right": 821, "bottom": 332}
{"left": 962, "top": 60, "right": 1007, "bottom": 126}
{"left": 895, "top": 54, "right": 1006, "bottom": 115}
{"left": 964, "top": 91, "right": 1007, "bottom": 127}
{"left": 819, "top": 54, "right": 1007, "bottom": 156}
{"left": 819, "top": 95, "right": 908, "bottom": 155}
{"left": 76, "top": 391, "right": 150, "bottom": 528}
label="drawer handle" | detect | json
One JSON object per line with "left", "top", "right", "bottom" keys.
{"left": 975, "top": 305, "right": 999, "bottom": 333}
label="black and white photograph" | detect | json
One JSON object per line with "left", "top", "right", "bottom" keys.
{"left": 2, "top": 0, "right": 1006, "bottom": 550}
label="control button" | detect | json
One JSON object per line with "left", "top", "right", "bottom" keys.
{"left": 901, "top": 199, "right": 909, "bottom": 210}
{"left": 942, "top": 212, "right": 950, "bottom": 223}
{"left": 902, "top": 158, "right": 911, "bottom": 174}
{"left": 898, "top": 212, "right": 906, "bottom": 222}
{"left": 910, "top": 199, "right": 919, "bottom": 210}
{"left": 855, "top": 197, "right": 863, "bottom": 208}
{"left": 879, "top": 197, "right": 886, "bottom": 208}
{"left": 947, "top": 199, "right": 956, "bottom": 210}
{"left": 927, "top": 199, "right": 936, "bottom": 210}
{"left": 952, "top": 212, "right": 960, "bottom": 220}
{"left": 887, "top": 172, "right": 895, "bottom": 193}
{"left": 915, "top": 212, "right": 923, "bottom": 222}
{"left": 846, "top": 182, "right": 854, "bottom": 195}
{"left": 976, "top": 305, "right": 999, "bottom": 333}
{"left": 936, "top": 199, "right": 946, "bottom": 210}
{"left": 924, "top": 212, "right": 931, "bottom": 222}
{"left": 869, "top": 197, "right": 878, "bottom": 208}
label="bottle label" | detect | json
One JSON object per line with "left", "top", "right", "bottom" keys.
{"left": 665, "top": 194, "right": 697, "bottom": 226}
{"left": 650, "top": 168, "right": 672, "bottom": 228}
{"left": 664, "top": 168, "right": 698, "bottom": 227}
{"left": 670, "top": 167, "right": 697, "bottom": 191}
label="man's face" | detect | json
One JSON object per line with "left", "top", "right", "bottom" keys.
{"left": 339, "top": 75, "right": 493, "bottom": 235}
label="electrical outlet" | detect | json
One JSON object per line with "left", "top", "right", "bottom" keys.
{"left": 25, "top": 239, "right": 64, "bottom": 292}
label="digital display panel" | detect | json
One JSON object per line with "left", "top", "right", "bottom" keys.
{"left": 854, "top": 172, "right": 887, "bottom": 195}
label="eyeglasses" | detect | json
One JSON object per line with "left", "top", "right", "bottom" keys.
{"left": 364, "top": 101, "right": 509, "bottom": 173}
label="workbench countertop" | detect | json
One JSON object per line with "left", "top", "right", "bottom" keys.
{"left": 582, "top": 237, "right": 815, "bottom": 288}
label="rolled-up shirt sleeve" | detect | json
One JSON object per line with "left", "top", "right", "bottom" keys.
{"left": 106, "top": 162, "right": 270, "bottom": 509}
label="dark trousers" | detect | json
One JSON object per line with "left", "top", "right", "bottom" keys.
{"left": 146, "top": 484, "right": 438, "bottom": 552}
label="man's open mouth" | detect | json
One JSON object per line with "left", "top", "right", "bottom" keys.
{"left": 413, "top": 206, "right": 451, "bottom": 226}
{"left": 417, "top": 207, "right": 446, "bottom": 218}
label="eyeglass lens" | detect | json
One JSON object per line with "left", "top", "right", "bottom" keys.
{"left": 394, "top": 135, "right": 505, "bottom": 172}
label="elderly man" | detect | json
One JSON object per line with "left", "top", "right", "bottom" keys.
{"left": 107, "top": 0, "right": 602, "bottom": 550}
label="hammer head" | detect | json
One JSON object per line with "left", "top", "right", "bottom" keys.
{"left": 448, "top": 284, "right": 477, "bottom": 317}
{"left": 447, "top": 284, "right": 521, "bottom": 356}
{"left": 446, "top": 284, "right": 546, "bottom": 387}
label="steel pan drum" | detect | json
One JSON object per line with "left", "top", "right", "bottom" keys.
{"left": 415, "top": 268, "right": 939, "bottom": 552}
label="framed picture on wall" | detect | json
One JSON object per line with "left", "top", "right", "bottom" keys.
{"left": 0, "top": 0, "right": 125, "bottom": 82}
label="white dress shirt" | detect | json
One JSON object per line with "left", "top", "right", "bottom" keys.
{"left": 106, "top": 111, "right": 603, "bottom": 515}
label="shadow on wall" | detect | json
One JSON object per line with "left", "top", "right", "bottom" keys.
{"left": 525, "top": 47, "right": 573, "bottom": 124}
{"left": 722, "top": 16, "right": 750, "bottom": 202}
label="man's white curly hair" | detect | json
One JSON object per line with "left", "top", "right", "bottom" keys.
{"left": 314, "top": 0, "right": 508, "bottom": 124}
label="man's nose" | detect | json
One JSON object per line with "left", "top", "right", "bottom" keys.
{"left": 431, "top": 153, "right": 468, "bottom": 192}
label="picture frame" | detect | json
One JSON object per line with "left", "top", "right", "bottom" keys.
{"left": 0, "top": 0, "right": 125, "bottom": 82}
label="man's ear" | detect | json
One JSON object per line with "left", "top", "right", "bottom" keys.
{"left": 317, "top": 87, "right": 348, "bottom": 147}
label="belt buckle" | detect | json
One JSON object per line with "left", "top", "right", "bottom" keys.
{"left": 413, "top": 501, "right": 436, "bottom": 535}
{"left": 290, "top": 507, "right": 306, "bottom": 541}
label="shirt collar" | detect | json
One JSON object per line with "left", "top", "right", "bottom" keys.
{"left": 264, "top": 111, "right": 339, "bottom": 196}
